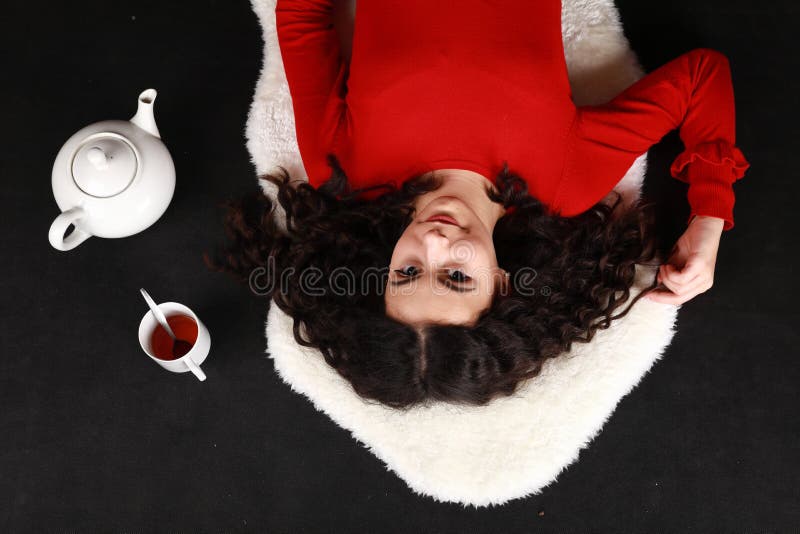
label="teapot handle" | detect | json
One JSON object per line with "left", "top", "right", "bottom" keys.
{"left": 49, "top": 207, "right": 92, "bottom": 251}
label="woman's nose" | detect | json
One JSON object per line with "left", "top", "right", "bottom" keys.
{"left": 422, "top": 229, "right": 452, "bottom": 264}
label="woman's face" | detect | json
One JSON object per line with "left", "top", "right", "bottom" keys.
{"left": 385, "top": 194, "right": 507, "bottom": 326}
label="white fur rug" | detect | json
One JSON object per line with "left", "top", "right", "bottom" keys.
{"left": 246, "top": 0, "right": 679, "bottom": 507}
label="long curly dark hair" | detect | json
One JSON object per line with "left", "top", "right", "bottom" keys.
{"left": 207, "top": 155, "right": 663, "bottom": 410}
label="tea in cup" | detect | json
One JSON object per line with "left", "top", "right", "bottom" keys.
{"left": 138, "top": 302, "right": 210, "bottom": 381}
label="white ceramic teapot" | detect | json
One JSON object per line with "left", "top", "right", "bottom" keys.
{"left": 49, "top": 89, "right": 175, "bottom": 251}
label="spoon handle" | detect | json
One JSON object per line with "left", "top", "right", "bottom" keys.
{"left": 139, "top": 288, "right": 177, "bottom": 341}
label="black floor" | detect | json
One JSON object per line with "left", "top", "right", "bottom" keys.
{"left": 2, "top": 0, "right": 797, "bottom": 531}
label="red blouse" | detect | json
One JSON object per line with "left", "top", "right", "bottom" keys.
{"left": 276, "top": 0, "right": 750, "bottom": 230}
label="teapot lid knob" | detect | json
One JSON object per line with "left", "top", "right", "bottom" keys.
{"left": 72, "top": 135, "right": 138, "bottom": 198}
{"left": 86, "top": 146, "right": 109, "bottom": 170}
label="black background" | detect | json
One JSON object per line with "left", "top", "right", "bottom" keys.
{"left": 2, "top": 0, "right": 798, "bottom": 531}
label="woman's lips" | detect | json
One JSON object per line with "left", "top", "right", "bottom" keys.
{"left": 424, "top": 214, "right": 461, "bottom": 226}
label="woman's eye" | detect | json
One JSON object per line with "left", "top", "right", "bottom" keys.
{"left": 394, "top": 265, "right": 419, "bottom": 277}
{"left": 447, "top": 269, "right": 470, "bottom": 282}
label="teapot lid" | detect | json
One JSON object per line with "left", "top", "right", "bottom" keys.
{"left": 71, "top": 134, "right": 137, "bottom": 198}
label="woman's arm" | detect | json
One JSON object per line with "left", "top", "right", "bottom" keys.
{"left": 555, "top": 48, "right": 750, "bottom": 231}
{"left": 276, "top": 0, "right": 349, "bottom": 182}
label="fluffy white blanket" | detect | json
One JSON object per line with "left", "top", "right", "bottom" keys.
{"left": 246, "top": 0, "right": 679, "bottom": 506}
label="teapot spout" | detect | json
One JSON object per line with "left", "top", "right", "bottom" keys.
{"left": 130, "top": 89, "right": 161, "bottom": 139}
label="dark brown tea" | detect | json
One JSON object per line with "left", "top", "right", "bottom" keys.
{"left": 150, "top": 314, "right": 198, "bottom": 360}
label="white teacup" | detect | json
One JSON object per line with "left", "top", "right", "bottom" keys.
{"left": 138, "top": 302, "right": 210, "bottom": 381}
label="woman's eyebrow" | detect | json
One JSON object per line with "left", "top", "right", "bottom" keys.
{"left": 442, "top": 283, "right": 478, "bottom": 293}
{"left": 388, "top": 278, "right": 478, "bottom": 293}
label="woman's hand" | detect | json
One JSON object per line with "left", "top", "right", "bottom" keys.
{"left": 645, "top": 215, "right": 725, "bottom": 305}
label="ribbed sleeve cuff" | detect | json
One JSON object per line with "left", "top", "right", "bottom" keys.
{"left": 686, "top": 180, "right": 736, "bottom": 231}
{"left": 670, "top": 140, "right": 751, "bottom": 231}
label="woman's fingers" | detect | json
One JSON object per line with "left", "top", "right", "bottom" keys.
{"left": 659, "top": 264, "right": 699, "bottom": 291}
{"left": 655, "top": 275, "right": 693, "bottom": 300}
{"left": 647, "top": 280, "right": 712, "bottom": 304}
{"left": 649, "top": 223, "right": 721, "bottom": 305}
{"left": 647, "top": 270, "right": 714, "bottom": 305}
{"left": 646, "top": 286, "right": 697, "bottom": 305}
{"left": 665, "top": 256, "right": 706, "bottom": 284}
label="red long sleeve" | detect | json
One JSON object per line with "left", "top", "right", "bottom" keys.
{"left": 556, "top": 48, "right": 750, "bottom": 230}
{"left": 275, "top": 0, "right": 349, "bottom": 182}
{"left": 275, "top": 1, "right": 751, "bottom": 230}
